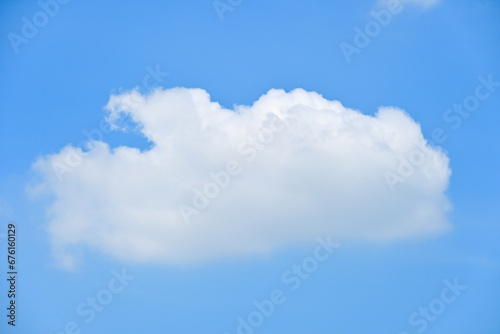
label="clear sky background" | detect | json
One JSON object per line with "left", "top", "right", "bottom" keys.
{"left": 0, "top": 0, "right": 499, "bottom": 333}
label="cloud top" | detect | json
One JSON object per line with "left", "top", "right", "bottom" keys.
{"left": 30, "top": 87, "right": 451, "bottom": 267}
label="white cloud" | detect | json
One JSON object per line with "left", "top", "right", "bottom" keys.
{"left": 30, "top": 87, "right": 451, "bottom": 267}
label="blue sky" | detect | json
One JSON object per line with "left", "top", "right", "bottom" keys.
{"left": 1, "top": 0, "right": 499, "bottom": 333}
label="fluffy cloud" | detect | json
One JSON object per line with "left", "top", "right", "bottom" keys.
{"left": 30, "top": 88, "right": 451, "bottom": 267}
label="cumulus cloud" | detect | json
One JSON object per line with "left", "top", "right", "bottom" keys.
{"left": 30, "top": 87, "right": 451, "bottom": 267}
